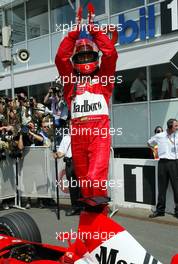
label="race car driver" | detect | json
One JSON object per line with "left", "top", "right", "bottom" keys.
{"left": 55, "top": 10, "right": 118, "bottom": 209}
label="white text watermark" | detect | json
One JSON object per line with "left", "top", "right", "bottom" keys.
{"left": 56, "top": 228, "right": 116, "bottom": 242}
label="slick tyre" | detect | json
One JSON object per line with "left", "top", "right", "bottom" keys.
{"left": 0, "top": 211, "right": 41, "bottom": 242}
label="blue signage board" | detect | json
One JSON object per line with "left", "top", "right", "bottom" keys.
{"left": 118, "top": 4, "right": 155, "bottom": 45}
{"left": 117, "top": 0, "right": 178, "bottom": 45}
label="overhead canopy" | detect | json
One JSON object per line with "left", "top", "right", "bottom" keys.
{"left": 116, "top": 41, "right": 178, "bottom": 71}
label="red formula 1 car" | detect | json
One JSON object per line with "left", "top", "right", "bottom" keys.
{"left": 0, "top": 211, "right": 176, "bottom": 264}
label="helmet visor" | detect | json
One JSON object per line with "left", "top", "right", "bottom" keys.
{"left": 72, "top": 51, "right": 98, "bottom": 64}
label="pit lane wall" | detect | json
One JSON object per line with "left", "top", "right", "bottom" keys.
{"left": 0, "top": 148, "right": 174, "bottom": 213}
{"left": 110, "top": 158, "right": 174, "bottom": 214}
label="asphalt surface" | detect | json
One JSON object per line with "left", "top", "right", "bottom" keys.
{"left": 0, "top": 202, "right": 178, "bottom": 264}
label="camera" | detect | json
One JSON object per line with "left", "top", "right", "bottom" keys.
{"left": 0, "top": 130, "right": 13, "bottom": 142}
{"left": 51, "top": 86, "right": 60, "bottom": 94}
{"left": 0, "top": 128, "right": 16, "bottom": 161}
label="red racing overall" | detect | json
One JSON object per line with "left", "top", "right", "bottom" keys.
{"left": 55, "top": 26, "right": 118, "bottom": 198}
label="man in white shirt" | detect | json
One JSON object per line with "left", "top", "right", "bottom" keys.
{"left": 148, "top": 118, "right": 178, "bottom": 218}
{"left": 161, "top": 72, "right": 178, "bottom": 99}
{"left": 53, "top": 130, "right": 81, "bottom": 216}
{"left": 130, "top": 72, "right": 147, "bottom": 102}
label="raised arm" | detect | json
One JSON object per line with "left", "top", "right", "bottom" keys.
{"left": 88, "top": 25, "right": 118, "bottom": 79}
{"left": 55, "top": 28, "right": 80, "bottom": 107}
{"left": 55, "top": 29, "right": 80, "bottom": 78}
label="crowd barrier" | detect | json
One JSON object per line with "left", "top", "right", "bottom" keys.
{"left": 0, "top": 158, "right": 16, "bottom": 199}
{"left": 0, "top": 147, "right": 69, "bottom": 205}
{"left": 19, "top": 147, "right": 69, "bottom": 199}
{"left": 0, "top": 148, "right": 174, "bottom": 213}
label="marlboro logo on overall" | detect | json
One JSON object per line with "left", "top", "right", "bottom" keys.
{"left": 73, "top": 100, "right": 102, "bottom": 113}
{"left": 71, "top": 92, "right": 108, "bottom": 119}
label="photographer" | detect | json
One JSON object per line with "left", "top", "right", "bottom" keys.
{"left": 44, "top": 86, "right": 61, "bottom": 119}
{"left": 5, "top": 97, "right": 20, "bottom": 128}
{"left": 44, "top": 86, "right": 66, "bottom": 120}
{"left": 16, "top": 93, "right": 31, "bottom": 126}
{"left": 21, "top": 121, "right": 44, "bottom": 147}
{"left": 44, "top": 86, "right": 68, "bottom": 144}
{"left": 32, "top": 103, "right": 46, "bottom": 132}
{"left": 39, "top": 121, "right": 51, "bottom": 147}
{"left": 26, "top": 97, "right": 37, "bottom": 121}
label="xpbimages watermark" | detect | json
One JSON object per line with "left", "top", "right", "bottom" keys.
{"left": 56, "top": 22, "right": 122, "bottom": 34}
{"left": 56, "top": 178, "right": 123, "bottom": 190}
{"left": 56, "top": 127, "right": 123, "bottom": 139}
{"left": 57, "top": 73, "right": 123, "bottom": 86}
{"left": 56, "top": 228, "right": 116, "bottom": 242}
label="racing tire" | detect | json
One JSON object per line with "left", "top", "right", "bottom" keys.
{"left": 0, "top": 211, "right": 42, "bottom": 242}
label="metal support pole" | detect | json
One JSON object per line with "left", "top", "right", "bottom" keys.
{"left": 10, "top": 61, "right": 15, "bottom": 99}
{"left": 13, "top": 158, "right": 25, "bottom": 210}
{"left": 53, "top": 117, "right": 60, "bottom": 220}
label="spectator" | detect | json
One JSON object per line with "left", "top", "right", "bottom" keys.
{"left": 25, "top": 97, "right": 37, "bottom": 123}
{"left": 29, "top": 96, "right": 37, "bottom": 110}
{"left": 6, "top": 98, "right": 20, "bottom": 129}
{"left": 32, "top": 103, "right": 46, "bottom": 132}
{"left": 16, "top": 93, "right": 31, "bottom": 125}
{"left": 44, "top": 86, "right": 62, "bottom": 126}
{"left": 44, "top": 86, "right": 68, "bottom": 145}
{"left": 39, "top": 121, "right": 51, "bottom": 147}
{"left": 148, "top": 118, "right": 178, "bottom": 218}
{"left": 161, "top": 72, "right": 178, "bottom": 99}
{"left": 21, "top": 121, "right": 44, "bottom": 147}
{"left": 0, "top": 92, "right": 68, "bottom": 210}
{"left": 130, "top": 72, "right": 147, "bottom": 102}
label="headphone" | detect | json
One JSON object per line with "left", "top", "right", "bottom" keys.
{"left": 167, "top": 118, "right": 177, "bottom": 129}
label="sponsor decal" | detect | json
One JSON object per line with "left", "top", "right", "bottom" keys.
{"left": 73, "top": 100, "right": 102, "bottom": 113}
